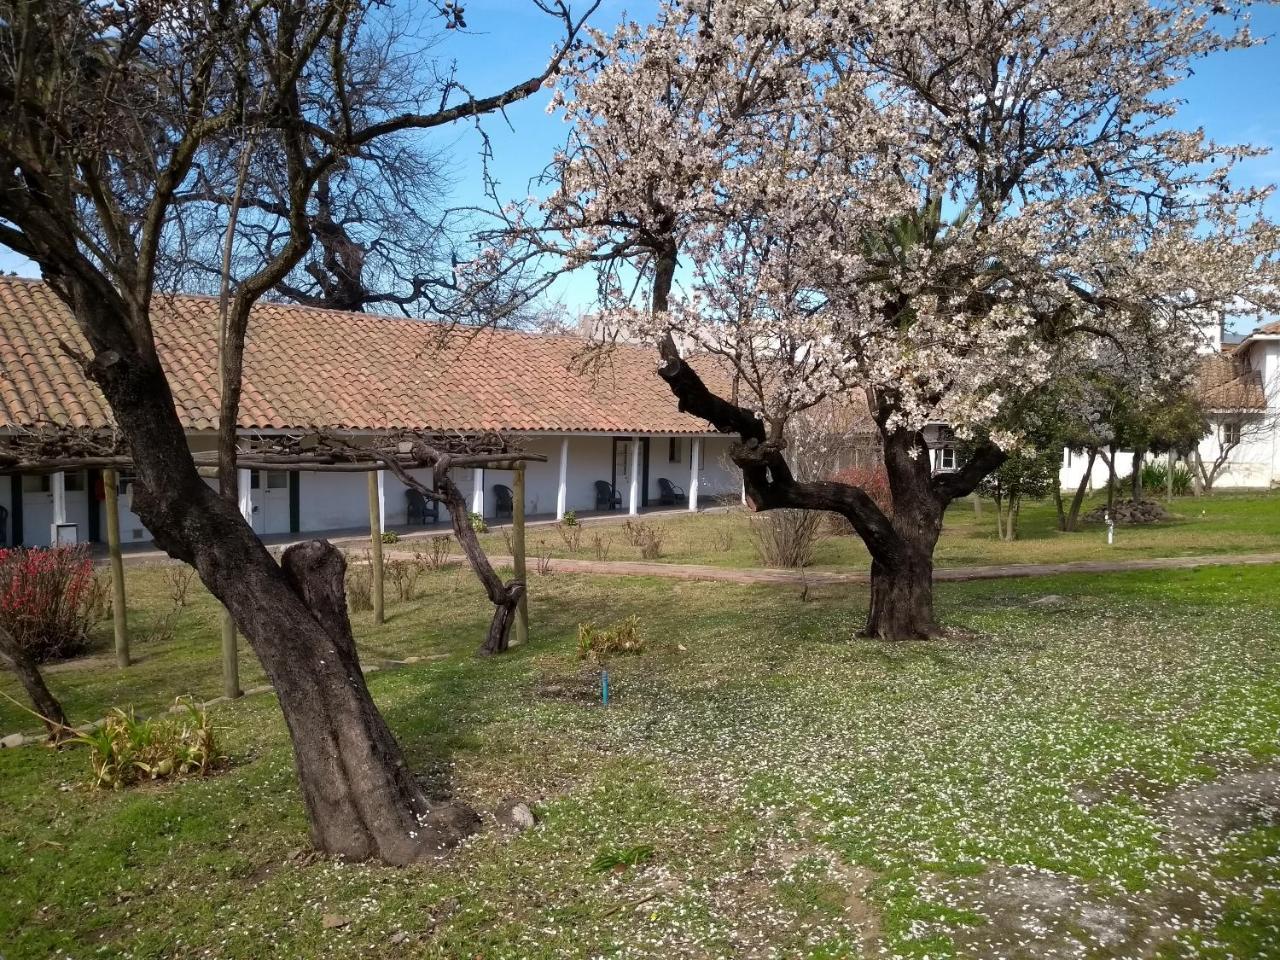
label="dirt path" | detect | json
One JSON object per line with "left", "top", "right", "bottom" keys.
{"left": 384, "top": 549, "right": 1280, "bottom": 587}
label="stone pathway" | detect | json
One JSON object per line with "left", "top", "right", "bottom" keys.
{"left": 394, "top": 550, "right": 1280, "bottom": 587}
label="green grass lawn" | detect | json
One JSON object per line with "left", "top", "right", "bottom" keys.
{"left": 2, "top": 560, "right": 1280, "bottom": 958}
{"left": 473, "top": 489, "right": 1280, "bottom": 571}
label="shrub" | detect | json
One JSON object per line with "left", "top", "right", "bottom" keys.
{"left": 557, "top": 520, "right": 583, "bottom": 552}
{"left": 76, "top": 700, "right": 226, "bottom": 790}
{"left": 1141, "top": 460, "right": 1193, "bottom": 497}
{"left": 165, "top": 564, "right": 195, "bottom": 608}
{"left": 562, "top": 510, "right": 578, "bottom": 526}
{"left": 535, "top": 542, "right": 553, "bottom": 575}
{"left": 380, "top": 531, "right": 400, "bottom": 544}
{"left": 591, "top": 532, "right": 611, "bottom": 561}
{"left": 621, "top": 518, "right": 654, "bottom": 547}
{"left": 0, "top": 546, "right": 96, "bottom": 662}
{"left": 346, "top": 562, "right": 373, "bottom": 611}
{"left": 385, "top": 559, "right": 422, "bottom": 602}
{"left": 85, "top": 570, "right": 113, "bottom": 623}
{"left": 639, "top": 527, "right": 665, "bottom": 560}
{"left": 826, "top": 466, "right": 892, "bottom": 534}
{"left": 469, "top": 512, "right": 488, "bottom": 534}
{"left": 577, "top": 615, "right": 644, "bottom": 662}
{"left": 619, "top": 519, "right": 665, "bottom": 558}
{"left": 418, "top": 536, "right": 453, "bottom": 571}
{"left": 750, "top": 510, "right": 824, "bottom": 568}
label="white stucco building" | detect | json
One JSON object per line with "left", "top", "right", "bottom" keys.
{"left": 0, "top": 278, "right": 740, "bottom": 549}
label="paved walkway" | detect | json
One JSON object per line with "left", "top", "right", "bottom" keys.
{"left": 395, "top": 550, "right": 1280, "bottom": 586}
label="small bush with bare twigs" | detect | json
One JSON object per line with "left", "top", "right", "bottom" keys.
{"left": 385, "top": 559, "right": 423, "bottom": 602}
{"left": 417, "top": 536, "right": 453, "bottom": 571}
{"left": 621, "top": 518, "right": 654, "bottom": 547}
{"left": 85, "top": 570, "right": 113, "bottom": 623}
{"left": 751, "top": 510, "right": 825, "bottom": 568}
{"left": 346, "top": 560, "right": 373, "bottom": 611}
{"left": 591, "top": 532, "right": 611, "bottom": 561}
{"left": 556, "top": 520, "right": 583, "bottom": 552}
{"left": 165, "top": 564, "right": 196, "bottom": 608}
{"left": 639, "top": 528, "right": 665, "bottom": 560}
{"left": 535, "top": 541, "right": 553, "bottom": 576}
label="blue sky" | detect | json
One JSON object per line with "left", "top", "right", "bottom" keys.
{"left": 3, "top": 0, "right": 1278, "bottom": 327}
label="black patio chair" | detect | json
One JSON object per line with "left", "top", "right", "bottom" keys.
{"left": 405, "top": 488, "right": 439, "bottom": 525}
{"left": 493, "top": 484, "right": 514, "bottom": 519}
{"left": 595, "top": 480, "right": 623, "bottom": 511}
{"left": 657, "top": 477, "right": 686, "bottom": 506}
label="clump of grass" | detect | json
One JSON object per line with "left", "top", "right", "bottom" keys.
{"left": 76, "top": 700, "right": 226, "bottom": 790}
{"left": 589, "top": 843, "right": 655, "bottom": 873}
{"left": 578, "top": 615, "right": 644, "bottom": 661}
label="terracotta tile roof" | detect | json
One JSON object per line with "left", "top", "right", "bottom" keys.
{"left": 1197, "top": 352, "right": 1267, "bottom": 411}
{"left": 0, "top": 278, "right": 726, "bottom": 435}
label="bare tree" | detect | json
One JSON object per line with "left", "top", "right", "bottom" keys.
{"left": 0, "top": 0, "right": 595, "bottom": 863}
{"left": 1194, "top": 410, "right": 1280, "bottom": 492}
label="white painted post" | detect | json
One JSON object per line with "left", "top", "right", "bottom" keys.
{"left": 628, "top": 437, "right": 641, "bottom": 515}
{"left": 237, "top": 468, "right": 253, "bottom": 526}
{"left": 471, "top": 467, "right": 485, "bottom": 516}
{"left": 741, "top": 476, "right": 747, "bottom": 506}
{"left": 688, "top": 438, "right": 701, "bottom": 512}
{"left": 50, "top": 470, "right": 67, "bottom": 543}
{"left": 376, "top": 469, "right": 386, "bottom": 533}
{"left": 556, "top": 437, "right": 570, "bottom": 520}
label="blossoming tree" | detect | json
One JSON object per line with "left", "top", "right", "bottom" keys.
{"left": 532, "top": 0, "right": 1280, "bottom": 639}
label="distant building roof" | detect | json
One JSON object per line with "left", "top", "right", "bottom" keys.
{"left": 1197, "top": 352, "right": 1267, "bottom": 411}
{"left": 0, "top": 277, "right": 726, "bottom": 436}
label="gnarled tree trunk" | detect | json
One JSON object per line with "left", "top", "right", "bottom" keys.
{"left": 1065, "top": 447, "right": 1097, "bottom": 531}
{"left": 438, "top": 476, "right": 524, "bottom": 656}
{"left": 865, "top": 551, "right": 939, "bottom": 640}
{"left": 72, "top": 289, "right": 475, "bottom": 863}
{"left": 866, "top": 429, "right": 945, "bottom": 639}
{"left": 279, "top": 541, "right": 479, "bottom": 859}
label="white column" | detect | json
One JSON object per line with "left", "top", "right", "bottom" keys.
{"left": 556, "top": 437, "right": 570, "bottom": 520}
{"left": 237, "top": 468, "right": 253, "bottom": 524}
{"left": 628, "top": 436, "right": 641, "bottom": 515}
{"left": 741, "top": 475, "right": 747, "bottom": 506}
{"left": 50, "top": 470, "right": 67, "bottom": 543}
{"left": 471, "top": 467, "right": 485, "bottom": 516}
{"left": 688, "top": 438, "right": 701, "bottom": 512}
{"left": 376, "top": 470, "right": 386, "bottom": 533}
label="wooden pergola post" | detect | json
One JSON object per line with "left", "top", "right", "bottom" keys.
{"left": 102, "top": 468, "right": 129, "bottom": 667}
{"left": 513, "top": 464, "right": 529, "bottom": 647}
{"left": 368, "top": 470, "right": 384, "bottom": 625}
